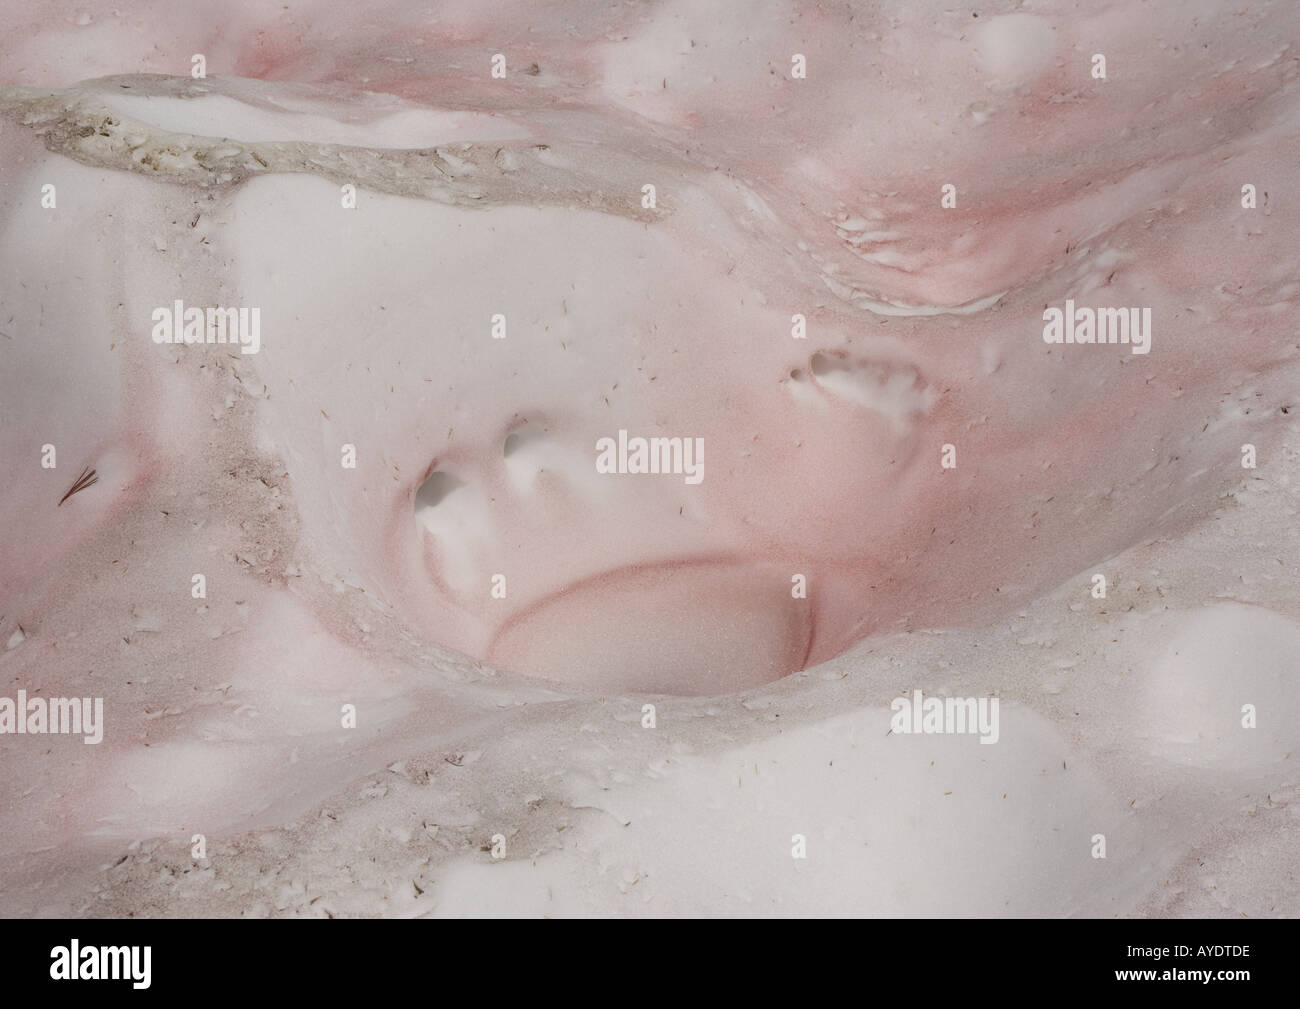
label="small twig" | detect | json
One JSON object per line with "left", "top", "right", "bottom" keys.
{"left": 57, "top": 465, "right": 98, "bottom": 506}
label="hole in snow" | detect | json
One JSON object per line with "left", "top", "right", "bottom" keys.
{"left": 414, "top": 469, "right": 464, "bottom": 509}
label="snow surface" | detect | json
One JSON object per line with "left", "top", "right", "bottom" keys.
{"left": 0, "top": 0, "right": 1297, "bottom": 917}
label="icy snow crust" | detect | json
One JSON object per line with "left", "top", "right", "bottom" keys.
{"left": 0, "top": 1, "right": 1298, "bottom": 916}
